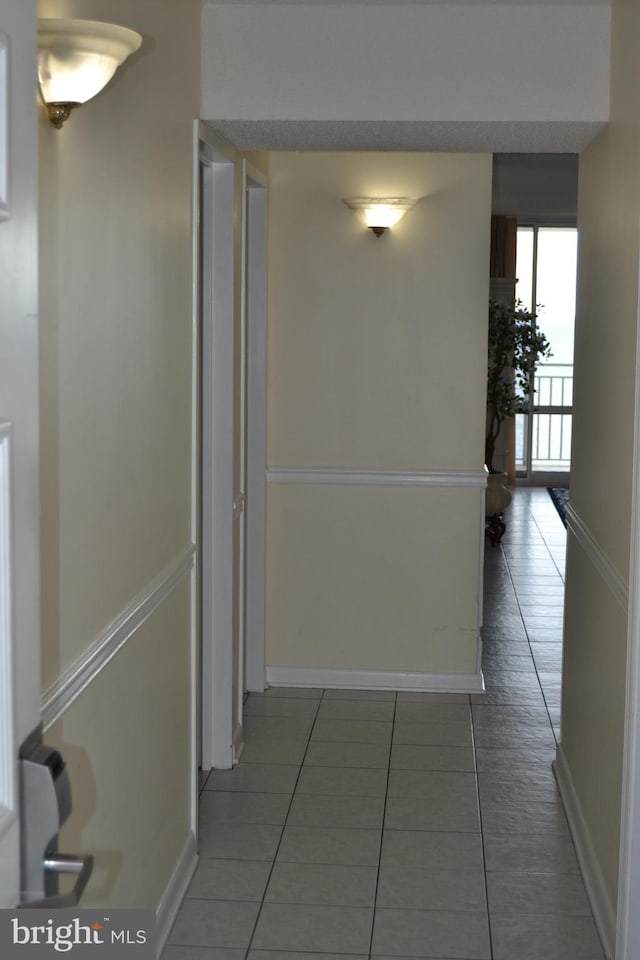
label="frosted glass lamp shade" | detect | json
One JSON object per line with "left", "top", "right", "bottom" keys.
{"left": 38, "top": 19, "right": 142, "bottom": 128}
{"left": 342, "top": 197, "right": 417, "bottom": 237}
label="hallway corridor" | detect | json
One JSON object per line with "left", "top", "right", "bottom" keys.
{"left": 164, "top": 488, "right": 605, "bottom": 959}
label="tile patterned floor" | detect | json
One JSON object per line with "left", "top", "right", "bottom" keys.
{"left": 165, "top": 487, "right": 606, "bottom": 960}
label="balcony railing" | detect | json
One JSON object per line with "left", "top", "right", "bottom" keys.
{"left": 516, "top": 364, "right": 573, "bottom": 473}
{"left": 535, "top": 366, "right": 573, "bottom": 408}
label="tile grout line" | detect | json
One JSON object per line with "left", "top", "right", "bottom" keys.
{"left": 500, "top": 528, "right": 563, "bottom": 745}
{"left": 242, "top": 691, "right": 324, "bottom": 958}
{"left": 367, "top": 689, "right": 397, "bottom": 960}
{"left": 480, "top": 491, "right": 568, "bottom": 960}
{"left": 190, "top": 490, "right": 571, "bottom": 960}
{"left": 470, "top": 695, "right": 496, "bottom": 960}
{"left": 528, "top": 500, "right": 566, "bottom": 738}
{"left": 530, "top": 502, "right": 567, "bottom": 739}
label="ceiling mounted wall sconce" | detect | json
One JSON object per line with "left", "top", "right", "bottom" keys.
{"left": 37, "top": 19, "right": 142, "bottom": 129}
{"left": 342, "top": 197, "right": 417, "bottom": 238}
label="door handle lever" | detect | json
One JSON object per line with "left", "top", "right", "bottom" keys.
{"left": 22, "top": 852, "right": 94, "bottom": 909}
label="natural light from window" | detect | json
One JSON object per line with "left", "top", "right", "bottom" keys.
{"left": 515, "top": 226, "right": 577, "bottom": 476}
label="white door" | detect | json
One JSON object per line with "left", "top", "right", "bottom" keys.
{"left": 198, "top": 128, "right": 236, "bottom": 770}
{"left": 0, "top": 0, "right": 42, "bottom": 907}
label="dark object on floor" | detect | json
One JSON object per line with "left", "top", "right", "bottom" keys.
{"left": 548, "top": 487, "right": 569, "bottom": 527}
{"left": 486, "top": 512, "right": 506, "bottom": 546}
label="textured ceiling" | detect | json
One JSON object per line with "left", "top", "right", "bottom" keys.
{"left": 205, "top": 119, "right": 605, "bottom": 154}
{"left": 207, "top": 1, "right": 608, "bottom": 6}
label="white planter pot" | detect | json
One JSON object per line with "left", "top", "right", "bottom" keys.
{"left": 486, "top": 471, "right": 512, "bottom": 518}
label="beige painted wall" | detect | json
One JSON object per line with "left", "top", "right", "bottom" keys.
{"left": 267, "top": 485, "right": 484, "bottom": 676}
{"left": 562, "top": 541, "right": 627, "bottom": 907}
{"left": 266, "top": 152, "right": 491, "bottom": 680}
{"left": 48, "top": 581, "right": 191, "bottom": 907}
{"left": 268, "top": 153, "right": 490, "bottom": 470}
{"left": 38, "top": 0, "right": 200, "bottom": 908}
{"left": 563, "top": 0, "right": 640, "bottom": 913}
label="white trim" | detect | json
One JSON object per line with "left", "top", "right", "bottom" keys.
{"left": 266, "top": 664, "right": 485, "bottom": 693}
{"left": 197, "top": 121, "right": 236, "bottom": 164}
{"left": 0, "top": 34, "right": 9, "bottom": 220}
{"left": 0, "top": 422, "right": 14, "bottom": 810}
{"left": 232, "top": 722, "right": 244, "bottom": 765}
{"left": 41, "top": 546, "right": 196, "bottom": 730}
{"left": 478, "top": 476, "right": 487, "bottom": 630}
{"left": 0, "top": 422, "right": 17, "bottom": 908}
{"left": 565, "top": 502, "right": 628, "bottom": 610}
{"left": 616, "top": 234, "right": 640, "bottom": 960}
{"left": 475, "top": 637, "right": 484, "bottom": 680}
{"left": 238, "top": 160, "right": 248, "bottom": 736}
{"left": 188, "top": 560, "right": 198, "bottom": 841}
{"left": 476, "top": 479, "right": 486, "bottom": 675}
{"left": 189, "top": 119, "right": 200, "bottom": 839}
{"left": 199, "top": 134, "right": 236, "bottom": 771}
{"left": 267, "top": 467, "right": 488, "bottom": 488}
{"left": 244, "top": 166, "right": 267, "bottom": 693}
{"left": 244, "top": 160, "right": 267, "bottom": 189}
{"left": 553, "top": 746, "right": 615, "bottom": 960}
{"left": 155, "top": 830, "right": 198, "bottom": 958}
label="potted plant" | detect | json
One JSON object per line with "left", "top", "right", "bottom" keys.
{"left": 485, "top": 298, "right": 551, "bottom": 524}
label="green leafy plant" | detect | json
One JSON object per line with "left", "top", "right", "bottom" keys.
{"left": 486, "top": 298, "right": 552, "bottom": 473}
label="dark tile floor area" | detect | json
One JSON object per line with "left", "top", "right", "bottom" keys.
{"left": 164, "top": 486, "right": 605, "bottom": 960}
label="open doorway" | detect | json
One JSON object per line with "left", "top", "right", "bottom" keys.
{"left": 491, "top": 153, "right": 578, "bottom": 487}
{"left": 515, "top": 224, "right": 577, "bottom": 484}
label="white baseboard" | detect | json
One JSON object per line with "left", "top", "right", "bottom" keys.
{"left": 155, "top": 830, "right": 198, "bottom": 958}
{"left": 553, "top": 745, "right": 616, "bottom": 960}
{"left": 266, "top": 665, "right": 485, "bottom": 693}
{"left": 475, "top": 634, "right": 484, "bottom": 676}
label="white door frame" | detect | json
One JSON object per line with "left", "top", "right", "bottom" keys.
{"left": 197, "top": 124, "right": 236, "bottom": 770}
{"left": 195, "top": 126, "right": 268, "bottom": 771}
{"left": 0, "top": 421, "right": 18, "bottom": 906}
{"left": 615, "top": 254, "right": 640, "bottom": 960}
{"left": 242, "top": 160, "right": 268, "bottom": 694}
{"left": 0, "top": 0, "right": 40, "bottom": 906}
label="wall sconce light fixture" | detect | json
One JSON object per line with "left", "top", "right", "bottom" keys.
{"left": 342, "top": 197, "right": 417, "bottom": 238}
{"left": 38, "top": 19, "right": 142, "bottom": 129}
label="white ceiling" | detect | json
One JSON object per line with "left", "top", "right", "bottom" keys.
{"left": 207, "top": 1, "right": 608, "bottom": 6}
{"left": 206, "top": 119, "right": 604, "bottom": 153}
{"left": 203, "top": 0, "right": 610, "bottom": 153}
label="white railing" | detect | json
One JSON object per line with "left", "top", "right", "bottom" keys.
{"left": 531, "top": 411, "right": 572, "bottom": 470}
{"left": 535, "top": 369, "right": 573, "bottom": 407}
{"left": 516, "top": 364, "right": 573, "bottom": 472}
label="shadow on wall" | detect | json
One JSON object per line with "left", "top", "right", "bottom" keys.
{"left": 54, "top": 742, "right": 123, "bottom": 903}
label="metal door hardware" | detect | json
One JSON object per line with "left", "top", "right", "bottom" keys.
{"left": 19, "top": 727, "right": 93, "bottom": 907}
